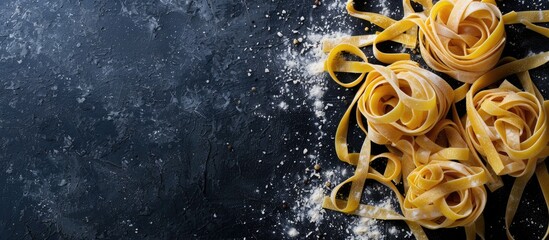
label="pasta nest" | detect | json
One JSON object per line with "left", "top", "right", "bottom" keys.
{"left": 403, "top": 160, "right": 487, "bottom": 229}
{"left": 356, "top": 61, "right": 454, "bottom": 145}
{"left": 419, "top": 0, "right": 505, "bottom": 83}
{"left": 465, "top": 81, "right": 549, "bottom": 176}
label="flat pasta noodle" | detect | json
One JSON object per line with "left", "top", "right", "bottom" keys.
{"left": 415, "top": 0, "right": 505, "bottom": 83}
{"left": 450, "top": 102, "right": 504, "bottom": 192}
{"left": 313, "top": 1, "right": 549, "bottom": 240}
{"left": 322, "top": 53, "right": 549, "bottom": 239}
{"left": 322, "top": 49, "right": 490, "bottom": 237}
{"left": 321, "top": 0, "right": 421, "bottom": 53}
{"left": 415, "top": 119, "right": 471, "bottom": 164}
{"left": 325, "top": 43, "right": 455, "bottom": 146}
{"left": 357, "top": 60, "right": 454, "bottom": 144}
{"left": 322, "top": 134, "right": 429, "bottom": 240}
{"left": 392, "top": 108, "right": 503, "bottom": 192}
{"left": 465, "top": 53, "right": 549, "bottom": 176}
{"left": 403, "top": 160, "right": 487, "bottom": 229}
{"left": 503, "top": 10, "right": 549, "bottom": 37}
{"left": 324, "top": 0, "right": 549, "bottom": 83}
{"left": 372, "top": 0, "right": 506, "bottom": 83}
{"left": 464, "top": 53, "right": 549, "bottom": 239}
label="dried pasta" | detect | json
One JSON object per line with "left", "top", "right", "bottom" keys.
{"left": 316, "top": 0, "right": 549, "bottom": 239}
{"left": 322, "top": 0, "right": 549, "bottom": 83}
{"left": 403, "top": 160, "right": 487, "bottom": 229}
{"left": 464, "top": 53, "right": 549, "bottom": 239}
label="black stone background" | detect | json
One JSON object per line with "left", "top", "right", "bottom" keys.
{"left": 0, "top": 0, "right": 547, "bottom": 239}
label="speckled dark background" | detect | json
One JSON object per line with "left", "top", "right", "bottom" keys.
{"left": 0, "top": 0, "right": 548, "bottom": 239}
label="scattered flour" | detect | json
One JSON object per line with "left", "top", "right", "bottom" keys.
{"left": 264, "top": 0, "right": 549, "bottom": 239}
{"left": 309, "top": 85, "right": 325, "bottom": 99}
{"left": 288, "top": 227, "right": 299, "bottom": 237}
{"left": 380, "top": 0, "right": 391, "bottom": 17}
{"left": 307, "top": 187, "right": 325, "bottom": 222}
{"left": 278, "top": 101, "right": 289, "bottom": 110}
{"left": 347, "top": 198, "right": 405, "bottom": 240}
{"left": 264, "top": 1, "right": 405, "bottom": 239}
{"left": 293, "top": 187, "right": 326, "bottom": 224}
{"left": 352, "top": 218, "right": 382, "bottom": 240}
{"left": 274, "top": 30, "right": 350, "bottom": 123}
{"left": 309, "top": 85, "right": 326, "bottom": 119}
{"left": 327, "top": 0, "right": 347, "bottom": 11}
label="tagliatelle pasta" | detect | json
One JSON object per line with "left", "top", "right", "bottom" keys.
{"left": 327, "top": 44, "right": 454, "bottom": 145}
{"left": 403, "top": 160, "right": 487, "bottom": 229}
{"left": 358, "top": 60, "right": 454, "bottom": 144}
{"left": 414, "top": 119, "right": 470, "bottom": 164}
{"left": 322, "top": 50, "right": 493, "bottom": 236}
{"left": 503, "top": 10, "right": 549, "bottom": 37}
{"left": 465, "top": 73, "right": 549, "bottom": 177}
{"left": 415, "top": 0, "right": 505, "bottom": 83}
{"left": 316, "top": 0, "right": 549, "bottom": 239}
{"left": 464, "top": 53, "right": 549, "bottom": 239}
{"left": 323, "top": 0, "right": 549, "bottom": 83}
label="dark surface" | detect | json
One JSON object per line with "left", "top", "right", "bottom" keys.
{"left": 0, "top": 0, "right": 548, "bottom": 239}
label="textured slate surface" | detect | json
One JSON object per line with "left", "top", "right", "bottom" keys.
{"left": 0, "top": 0, "right": 547, "bottom": 239}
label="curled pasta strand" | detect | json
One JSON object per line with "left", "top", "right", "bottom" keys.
{"left": 349, "top": 0, "right": 506, "bottom": 83}
{"left": 323, "top": 136, "right": 429, "bottom": 240}
{"left": 334, "top": 1, "right": 549, "bottom": 84}
{"left": 451, "top": 102, "right": 504, "bottom": 192}
{"left": 357, "top": 61, "right": 454, "bottom": 144}
{"left": 503, "top": 10, "right": 549, "bottom": 38}
{"left": 324, "top": 44, "right": 454, "bottom": 163}
{"left": 318, "top": 1, "right": 549, "bottom": 239}
{"left": 325, "top": 44, "right": 372, "bottom": 165}
{"left": 464, "top": 53, "right": 549, "bottom": 239}
{"left": 415, "top": 119, "right": 471, "bottom": 164}
{"left": 418, "top": 0, "right": 505, "bottom": 83}
{"left": 328, "top": 134, "right": 372, "bottom": 213}
{"left": 403, "top": 160, "right": 488, "bottom": 229}
{"left": 465, "top": 53, "right": 549, "bottom": 176}
{"left": 321, "top": 0, "right": 430, "bottom": 53}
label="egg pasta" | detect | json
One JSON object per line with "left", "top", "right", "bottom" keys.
{"left": 318, "top": 0, "right": 549, "bottom": 239}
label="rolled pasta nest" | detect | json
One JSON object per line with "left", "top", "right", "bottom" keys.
{"left": 465, "top": 79, "right": 549, "bottom": 177}
{"left": 418, "top": 0, "right": 506, "bottom": 83}
{"left": 403, "top": 161, "right": 487, "bottom": 229}
{"left": 315, "top": 0, "right": 549, "bottom": 239}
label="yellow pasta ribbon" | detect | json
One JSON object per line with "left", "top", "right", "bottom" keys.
{"left": 403, "top": 160, "right": 487, "bottom": 229}
{"left": 373, "top": 0, "right": 506, "bottom": 83}
{"left": 321, "top": 50, "right": 549, "bottom": 240}
{"left": 321, "top": 0, "right": 425, "bottom": 53}
{"left": 315, "top": 1, "right": 549, "bottom": 239}
{"left": 503, "top": 10, "right": 549, "bottom": 37}
{"left": 328, "top": 1, "right": 549, "bottom": 84}
{"left": 451, "top": 101, "right": 504, "bottom": 192}
{"left": 322, "top": 45, "right": 488, "bottom": 237}
{"left": 322, "top": 149, "right": 429, "bottom": 240}
{"left": 465, "top": 53, "right": 549, "bottom": 176}
{"left": 464, "top": 53, "right": 549, "bottom": 239}
{"left": 357, "top": 60, "right": 454, "bottom": 145}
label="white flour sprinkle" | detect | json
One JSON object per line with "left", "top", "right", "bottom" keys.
{"left": 309, "top": 85, "right": 324, "bottom": 99}
{"left": 352, "top": 218, "right": 382, "bottom": 240}
{"left": 278, "top": 101, "right": 289, "bottom": 110}
{"left": 288, "top": 227, "right": 300, "bottom": 237}
{"left": 348, "top": 198, "right": 398, "bottom": 240}
{"left": 292, "top": 187, "right": 326, "bottom": 224}
{"left": 268, "top": 1, "right": 398, "bottom": 239}
{"left": 380, "top": 0, "right": 391, "bottom": 17}
{"left": 307, "top": 187, "right": 325, "bottom": 222}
